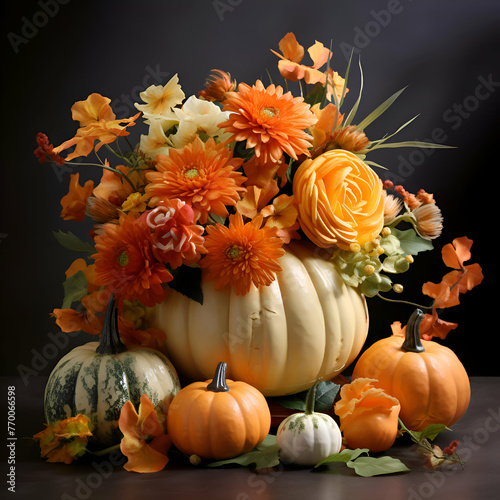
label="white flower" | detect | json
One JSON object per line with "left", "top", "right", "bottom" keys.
{"left": 135, "top": 73, "right": 185, "bottom": 122}
{"left": 139, "top": 118, "right": 174, "bottom": 160}
{"left": 169, "top": 95, "right": 231, "bottom": 148}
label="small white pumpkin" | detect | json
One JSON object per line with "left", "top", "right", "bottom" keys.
{"left": 44, "top": 295, "right": 180, "bottom": 448}
{"left": 276, "top": 380, "right": 342, "bottom": 466}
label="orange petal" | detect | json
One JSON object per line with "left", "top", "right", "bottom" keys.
{"left": 122, "top": 435, "right": 171, "bottom": 473}
{"left": 275, "top": 32, "right": 304, "bottom": 63}
{"left": 307, "top": 40, "right": 330, "bottom": 69}
{"left": 71, "top": 93, "right": 115, "bottom": 127}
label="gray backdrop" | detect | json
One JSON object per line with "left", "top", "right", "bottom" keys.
{"left": 2, "top": 0, "right": 498, "bottom": 381}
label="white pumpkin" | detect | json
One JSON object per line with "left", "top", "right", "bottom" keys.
{"left": 147, "top": 240, "right": 368, "bottom": 397}
{"left": 44, "top": 296, "right": 180, "bottom": 448}
{"left": 276, "top": 380, "right": 342, "bottom": 466}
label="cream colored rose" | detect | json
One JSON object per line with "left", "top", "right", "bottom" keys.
{"left": 293, "top": 149, "right": 384, "bottom": 249}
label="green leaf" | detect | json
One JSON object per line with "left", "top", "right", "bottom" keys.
{"left": 369, "top": 140, "right": 455, "bottom": 151}
{"left": 343, "top": 57, "right": 364, "bottom": 127}
{"left": 313, "top": 381, "right": 341, "bottom": 412}
{"left": 356, "top": 86, "right": 407, "bottom": 131}
{"left": 304, "top": 82, "right": 328, "bottom": 107}
{"left": 360, "top": 272, "right": 393, "bottom": 297}
{"left": 367, "top": 115, "right": 420, "bottom": 150}
{"left": 315, "top": 448, "right": 369, "bottom": 467}
{"left": 269, "top": 380, "right": 340, "bottom": 412}
{"left": 270, "top": 394, "right": 306, "bottom": 411}
{"left": 404, "top": 422, "right": 451, "bottom": 443}
{"left": 168, "top": 266, "right": 203, "bottom": 305}
{"left": 62, "top": 270, "right": 88, "bottom": 309}
{"left": 207, "top": 435, "right": 280, "bottom": 469}
{"left": 53, "top": 230, "right": 95, "bottom": 254}
{"left": 346, "top": 456, "right": 410, "bottom": 477}
{"left": 390, "top": 228, "right": 434, "bottom": 255}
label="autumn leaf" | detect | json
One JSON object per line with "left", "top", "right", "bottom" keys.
{"left": 441, "top": 236, "right": 472, "bottom": 270}
{"left": 33, "top": 414, "right": 93, "bottom": 464}
{"left": 420, "top": 309, "right": 458, "bottom": 341}
{"left": 422, "top": 236, "right": 483, "bottom": 312}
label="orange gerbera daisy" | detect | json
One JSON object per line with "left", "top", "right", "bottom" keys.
{"left": 199, "top": 212, "right": 285, "bottom": 296}
{"left": 219, "top": 80, "right": 317, "bottom": 165}
{"left": 92, "top": 212, "right": 173, "bottom": 307}
{"left": 145, "top": 137, "right": 245, "bottom": 224}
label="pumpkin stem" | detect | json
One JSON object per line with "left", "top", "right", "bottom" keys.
{"left": 206, "top": 362, "right": 230, "bottom": 392}
{"left": 401, "top": 308, "right": 425, "bottom": 353}
{"left": 96, "top": 293, "right": 127, "bottom": 355}
{"left": 305, "top": 379, "right": 322, "bottom": 415}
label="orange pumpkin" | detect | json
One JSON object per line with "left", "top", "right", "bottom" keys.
{"left": 352, "top": 309, "right": 470, "bottom": 431}
{"left": 166, "top": 362, "right": 271, "bottom": 459}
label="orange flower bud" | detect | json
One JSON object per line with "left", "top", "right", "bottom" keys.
{"left": 293, "top": 150, "right": 385, "bottom": 250}
{"left": 334, "top": 378, "right": 401, "bottom": 452}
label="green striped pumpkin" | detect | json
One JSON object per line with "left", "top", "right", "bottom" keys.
{"left": 44, "top": 295, "right": 180, "bottom": 448}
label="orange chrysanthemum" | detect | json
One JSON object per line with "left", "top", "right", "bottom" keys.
{"left": 198, "top": 69, "right": 237, "bottom": 102}
{"left": 92, "top": 212, "right": 173, "bottom": 307}
{"left": 145, "top": 137, "right": 245, "bottom": 224}
{"left": 219, "top": 80, "right": 317, "bottom": 165}
{"left": 199, "top": 212, "right": 285, "bottom": 296}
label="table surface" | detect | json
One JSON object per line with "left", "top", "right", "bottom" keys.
{"left": 2, "top": 376, "right": 499, "bottom": 500}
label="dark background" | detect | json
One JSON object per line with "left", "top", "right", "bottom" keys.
{"left": 1, "top": 0, "right": 498, "bottom": 382}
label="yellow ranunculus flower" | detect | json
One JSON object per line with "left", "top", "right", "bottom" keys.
{"left": 293, "top": 149, "right": 385, "bottom": 250}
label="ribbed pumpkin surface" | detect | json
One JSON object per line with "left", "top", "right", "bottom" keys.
{"left": 44, "top": 342, "right": 180, "bottom": 446}
{"left": 148, "top": 241, "right": 368, "bottom": 396}
{"left": 352, "top": 335, "right": 471, "bottom": 431}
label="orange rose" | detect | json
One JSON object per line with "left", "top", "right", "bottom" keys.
{"left": 334, "top": 378, "right": 400, "bottom": 452}
{"left": 293, "top": 150, "right": 384, "bottom": 249}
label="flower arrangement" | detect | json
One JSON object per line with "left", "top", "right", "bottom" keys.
{"left": 33, "top": 32, "right": 483, "bottom": 473}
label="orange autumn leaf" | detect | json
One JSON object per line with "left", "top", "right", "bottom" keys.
{"left": 420, "top": 309, "right": 458, "bottom": 341}
{"left": 423, "top": 236, "right": 484, "bottom": 309}
{"left": 60, "top": 173, "right": 94, "bottom": 221}
{"left": 119, "top": 394, "right": 171, "bottom": 473}
{"left": 33, "top": 415, "right": 93, "bottom": 464}
{"left": 391, "top": 312, "right": 458, "bottom": 341}
{"left": 442, "top": 236, "right": 473, "bottom": 269}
